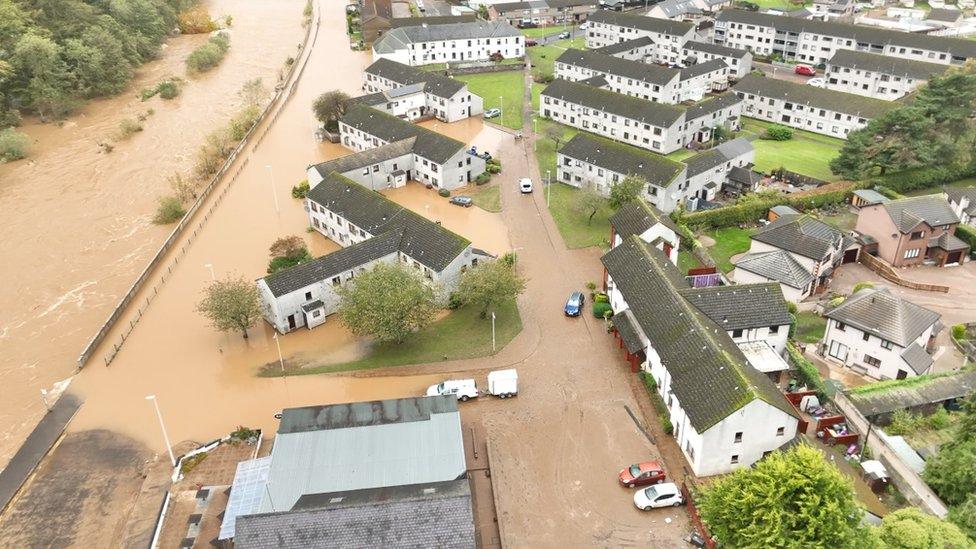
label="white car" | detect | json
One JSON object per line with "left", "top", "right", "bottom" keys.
{"left": 486, "top": 369, "right": 518, "bottom": 398}
{"left": 807, "top": 78, "right": 827, "bottom": 88}
{"left": 484, "top": 108, "right": 501, "bottom": 119}
{"left": 579, "top": 22, "right": 589, "bottom": 30}
{"left": 633, "top": 482, "right": 684, "bottom": 510}
{"left": 427, "top": 379, "right": 479, "bottom": 401}
{"left": 519, "top": 178, "right": 533, "bottom": 193}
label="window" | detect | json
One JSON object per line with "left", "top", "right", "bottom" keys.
{"left": 904, "top": 248, "right": 921, "bottom": 259}
{"left": 769, "top": 325, "right": 780, "bottom": 334}
{"left": 864, "top": 355, "right": 881, "bottom": 367}
{"left": 910, "top": 230, "right": 924, "bottom": 240}
{"left": 305, "top": 291, "right": 312, "bottom": 300}
{"left": 836, "top": 322, "right": 846, "bottom": 332}
{"left": 734, "top": 432, "right": 742, "bottom": 443}
{"left": 732, "top": 329, "right": 743, "bottom": 338}
{"left": 862, "top": 331, "right": 870, "bottom": 342}
{"left": 731, "top": 455, "right": 739, "bottom": 464}
{"left": 331, "top": 276, "right": 340, "bottom": 286}
{"left": 776, "top": 426, "right": 785, "bottom": 436}
{"left": 881, "top": 339, "right": 894, "bottom": 350}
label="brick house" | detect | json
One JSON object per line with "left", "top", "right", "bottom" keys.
{"left": 855, "top": 195, "right": 969, "bottom": 268}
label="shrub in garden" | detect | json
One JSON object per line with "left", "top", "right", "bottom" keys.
{"left": 592, "top": 301, "right": 612, "bottom": 318}
{"left": 761, "top": 125, "right": 793, "bottom": 141}
{"left": 475, "top": 172, "right": 491, "bottom": 185}
{"left": 0, "top": 128, "right": 31, "bottom": 162}
{"left": 447, "top": 292, "right": 463, "bottom": 310}
{"left": 292, "top": 180, "right": 310, "bottom": 199}
{"left": 952, "top": 324, "right": 967, "bottom": 341}
{"left": 437, "top": 188, "right": 450, "bottom": 197}
{"left": 593, "top": 292, "right": 608, "bottom": 303}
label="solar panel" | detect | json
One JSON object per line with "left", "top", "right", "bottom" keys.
{"left": 218, "top": 456, "right": 272, "bottom": 540}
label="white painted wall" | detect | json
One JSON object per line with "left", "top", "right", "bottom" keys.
{"left": 824, "top": 64, "right": 927, "bottom": 100}
{"left": 822, "top": 318, "right": 936, "bottom": 380}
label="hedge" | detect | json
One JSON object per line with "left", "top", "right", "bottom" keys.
{"left": 873, "top": 185, "right": 904, "bottom": 200}
{"left": 955, "top": 224, "right": 976, "bottom": 252}
{"left": 868, "top": 163, "right": 976, "bottom": 195}
{"left": 680, "top": 186, "right": 858, "bottom": 230}
{"left": 641, "top": 372, "right": 674, "bottom": 435}
{"left": 786, "top": 342, "right": 827, "bottom": 400}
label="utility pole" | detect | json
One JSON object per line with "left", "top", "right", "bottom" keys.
{"left": 145, "top": 395, "right": 176, "bottom": 467}
{"left": 491, "top": 311, "right": 496, "bottom": 352}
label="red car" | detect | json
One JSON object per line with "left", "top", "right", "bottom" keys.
{"left": 618, "top": 462, "right": 666, "bottom": 488}
{"left": 526, "top": 39, "right": 538, "bottom": 47}
{"left": 794, "top": 64, "right": 816, "bottom": 76}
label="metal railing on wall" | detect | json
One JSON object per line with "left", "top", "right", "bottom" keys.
{"left": 77, "top": 2, "right": 322, "bottom": 369}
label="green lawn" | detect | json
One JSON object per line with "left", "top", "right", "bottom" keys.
{"left": 457, "top": 71, "right": 525, "bottom": 130}
{"left": 666, "top": 148, "right": 697, "bottom": 162}
{"left": 740, "top": 118, "right": 844, "bottom": 182}
{"left": 794, "top": 311, "right": 827, "bottom": 344}
{"left": 703, "top": 226, "right": 754, "bottom": 273}
{"left": 521, "top": 26, "right": 565, "bottom": 39}
{"left": 471, "top": 183, "right": 502, "bottom": 212}
{"left": 547, "top": 182, "right": 614, "bottom": 249}
{"left": 678, "top": 250, "right": 703, "bottom": 274}
{"left": 531, "top": 83, "right": 543, "bottom": 112}
{"left": 262, "top": 300, "right": 522, "bottom": 376}
{"left": 527, "top": 37, "right": 584, "bottom": 78}
{"left": 750, "top": 0, "right": 810, "bottom": 9}
{"left": 820, "top": 209, "right": 857, "bottom": 232}
{"left": 905, "top": 177, "right": 976, "bottom": 197}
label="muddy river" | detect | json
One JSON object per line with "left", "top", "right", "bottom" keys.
{"left": 0, "top": 0, "right": 512, "bottom": 459}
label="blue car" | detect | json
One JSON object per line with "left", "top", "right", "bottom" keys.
{"left": 565, "top": 291, "right": 585, "bottom": 317}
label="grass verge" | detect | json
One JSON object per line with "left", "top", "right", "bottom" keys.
{"left": 471, "top": 184, "right": 502, "bottom": 212}
{"left": 261, "top": 299, "right": 522, "bottom": 376}
{"left": 456, "top": 71, "right": 525, "bottom": 130}
{"left": 740, "top": 118, "right": 844, "bottom": 181}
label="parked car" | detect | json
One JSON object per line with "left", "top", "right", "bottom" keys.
{"left": 484, "top": 108, "right": 501, "bottom": 119}
{"left": 558, "top": 31, "right": 571, "bottom": 39}
{"left": 526, "top": 38, "right": 538, "bottom": 47}
{"left": 579, "top": 22, "right": 589, "bottom": 30}
{"left": 794, "top": 64, "right": 816, "bottom": 76}
{"left": 633, "top": 482, "right": 684, "bottom": 510}
{"left": 564, "top": 291, "right": 584, "bottom": 316}
{"left": 519, "top": 178, "right": 533, "bottom": 193}
{"left": 807, "top": 77, "right": 827, "bottom": 88}
{"left": 427, "top": 379, "right": 479, "bottom": 401}
{"left": 450, "top": 196, "right": 473, "bottom": 207}
{"left": 618, "top": 462, "right": 666, "bottom": 488}
{"left": 486, "top": 369, "right": 518, "bottom": 398}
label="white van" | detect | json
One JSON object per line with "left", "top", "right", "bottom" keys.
{"left": 427, "top": 379, "right": 479, "bottom": 401}
{"left": 486, "top": 369, "right": 518, "bottom": 398}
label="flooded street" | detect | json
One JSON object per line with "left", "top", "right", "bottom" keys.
{"left": 0, "top": 0, "right": 307, "bottom": 466}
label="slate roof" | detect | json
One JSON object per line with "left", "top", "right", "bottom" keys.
{"left": 593, "top": 36, "right": 655, "bottom": 56}
{"left": 683, "top": 137, "right": 753, "bottom": 177}
{"left": 716, "top": 9, "right": 976, "bottom": 60}
{"left": 848, "top": 369, "right": 976, "bottom": 416}
{"left": 340, "top": 104, "right": 466, "bottom": 163}
{"left": 601, "top": 236, "right": 798, "bottom": 432}
{"left": 733, "top": 250, "right": 814, "bottom": 290}
{"left": 679, "top": 58, "right": 728, "bottom": 81}
{"left": 609, "top": 198, "right": 682, "bottom": 237}
{"left": 309, "top": 138, "right": 417, "bottom": 178}
{"left": 853, "top": 188, "right": 889, "bottom": 206}
{"left": 684, "top": 92, "right": 743, "bottom": 122}
{"left": 678, "top": 282, "right": 792, "bottom": 330}
{"left": 654, "top": 0, "right": 703, "bottom": 18}
{"left": 752, "top": 213, "right": 843, "bottom": 260}
{"left": 389, "top": 15, "right": 477, "bottom": 28}
{"left": 588, "top": 10, "right": 695, "bottom": 36}
{"left": 364, "top": 58, "right": 467, "bottom": 99}
{"left": 728, "top": 165, "right": 763, "bottom": 186}
{"left": 827, "top": 49, "right": 947, "bottom": 81}
{"left": 612, "top": 310, "right": 645, "bottom": 353}
{"left": 542, "top": 78, "right": 686, "bottom": 126}
{"left": 734, "top": 73, "right": 895, "bottom": 120}
{"left": 881, "top": 195, "right": 960, "bottom": 233}
{"left": 492, "top": 0, "right": 547, "bottom": 13}
{"left": 945, "top": 187, "right": 976, "bottom": 216}
{"left": 927, "top": 7, "right": 962, "bottom": 22}
{"left": 684, "top": 40, "right": 750, "bottom": 59}
{"left": 555, "top": 48, "right": 680, "bottom": 86}
{"left": 826, "top": 288, "right": 941, "bottom": 347}
{"left": 900, "top": 343, "right": 934, "bottom": 375}
{"left": 930, "top": 232, "right": 969, "bottom": 252}
{"left": 373, "top": 20, "right": 521, "bottom": 53}
{"left": 558, "top": 133, "right": 685, "bottom": 188}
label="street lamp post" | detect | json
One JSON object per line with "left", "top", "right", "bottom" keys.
{"left": 204, "top": 263, "right": 215, "bottom": 281}
{"left": 145, "top": 395, "right": 176, "bottom": 467}
{"left": 273, "top": 333, "right": 285, "bottom": 373}
{"left": 491, "top": 311, "right": 496, "bottom": 352}
{"left": 266, "top": 165, "right": 280, "bottom": 214}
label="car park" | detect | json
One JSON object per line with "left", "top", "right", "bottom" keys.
{"left": 427, "top": 379, "right": 479, "bottom": 401}
{"left": 618, "top": 462, "right": 666, "bottom": 488}
{"left": 519, "top": 178, "right": 533, "bottom": 193}
{"left": 633, "top": 482, "right": 684, "bottom": 510}
{"left": 564, "top": 291, "right": 584, "bottom": 316}
{"left": 794, "top": 64, "right": 816, "bottom": 76}
{"left": 484, "top": 108, "right": 501, "bottom": 119}
{"left": 450, "top": 196, "right": 473, "bottom": 207}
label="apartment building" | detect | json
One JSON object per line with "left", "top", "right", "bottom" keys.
{"left": 602, "top": 236, "right": 799, "bottom": 477}
{"left": 586, "top": 11, "right": 695, "bottom": 64}
{"left": 257, "top": 173, "right": 488, "bottom": 333}
{"left": 554, "top": 49, "right": 729, "bottom": 104}
{"left": 372, "top": 20, "right": 524, "bottom": 66}
{"left": 824, "top": 49, "right": 947, "bottom": 100}
{"left": 733, "top": 73, "right": 894, "bottom": 138}
{"left": 359, "top": 58, "right": 484, "bottom": 122}
{"left": 682, "top": 40, "right": 753, "bottom": 78}
{"left": 540, "top": 78, "right": 742, "bottom": 154}
{"left": 592, "top": 36, "right": 657, "bottom": 61}
{"left": 338, "top": 104, "right": 486, "bottom": 190}
{"left": 714, "top": 9, "right": 976, "bottom": 66}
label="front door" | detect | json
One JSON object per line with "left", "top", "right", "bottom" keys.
{"left": 287, "top": 315, "right": 296, "bottom": 330}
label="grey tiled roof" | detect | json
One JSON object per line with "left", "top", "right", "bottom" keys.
{"left": 678, "top": 282, "right": 792, "bottom": 330}
{"left": 900, "top": 343, "right": 934, "bottom": 375}
{"left": 848, "top": 369, "right": 976, "bottom": 416}
{"left": 609, "top": 198, "right": 681, "bottom": 237}
{"left": 853, "top": 189, "right": 889, "bottom": 206}
{"left": 827, "top": 50, "right": 947, "bottom": 81}
{"left": 734, "top": 250, "right": 814, "bottom": 290}
{"left": 235, "top": 480, "right": 475, "bottom": 549}
{"left": 556, "top": 48, "right": 680, "bottom": 86}
{"left": 558, "top": 133, "right": 685, "bottom": 188}
{"left": 683, "top": 137, "right": 753, "bottom": 177}
{"left": 601, "top": 236, "right": 798, "bottom": 432}
{"left": 684, "top": 92, "right": 742, "bottom": 122}
{"left": 542, "top": 78, "right": 685, "bottom": 127}
{"left": 684, "top": 40, "right": 749, "bottom": 59}
{"left": 930, "top": 232, "right": 969, "bottom": 252}
{"left": 655, "top": 0, "right": 702, "bottom": 18}
{"left": 881, "top": 195, "right": 960, "bottom": 233}
{"left": 734, "top": 73, "right": 895, "bottom": 120}
{"left": 945, "top": 187, "right": 976, "bottom": 214}
{"left": 728, "top": 165, "right": 762, "bottom": 186}
{"left": 341, "top": 104, "right": 466, "bottom": 163}
{"left": 373, "top": 20, "right": 521, "bottom": 53}
{"left": 752, "top": 214, "right": 843, "bottom": 260}
{"left": 364, "top": 58, "right": 466, "bottom": 99}
{"left": 389, "top": 15, "right": 477, "bottom": 28}
{"left": 588, "top": 10, "right": 695, "bottom": 36}
{"left": 716, "top": 9, "right": 976, "bottom": 60}
{"left": 679, "top": 58, "right": 727, "bottom": 81}
{"left": 593, "top": 36, "right": 654, "bottom": 56}
{"left": 927, "top": 7, "right": 962, "bottom": 22}
{"left": 826, "top": 288, "right": 940, "bottom": 347}
{"left": 309, "top": 138, "right": 417, "bottom": 178}
{"left": 612, "top": 310, "right": 645, "bottom": 353}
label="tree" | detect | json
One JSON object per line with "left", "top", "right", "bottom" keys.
{"left": 699, "top": 444, "right": 870, "bottom": 548}
{"left": 876, "top": 508, "right": 972, "bottom": 549}
{"left": 956, "top": 393, "right": 976, "bottom": 443}
{"left": 608, "top": 174, "right": 646, "bottom": 210}
{"left": 313, "top": 90, "right": 351, "bottom": 130}
{"left": 457, "top": 261, "right": 527, "bottom": 318}
{"left": 267, "top": 236, "right": 312, "bottom": 274}
{"left": 575, "top": 181, "right": 605, "bottom": 225}
{"left": 196, "top": 276, "right": 263, "bottom": 339}
{"left": 336, "top": 263, "right": 436, "bottom": 343}
{"left": 912, "top": 66, "right": 976, "bottom": 149}
{"left": 543, "top": 125, "right": 565, "bottom": 151}
{"left": 949, "top": 494, "right": 976, "bottom": 541}
{"left": 923, "top": 438, "right": 976, "bottom": 506}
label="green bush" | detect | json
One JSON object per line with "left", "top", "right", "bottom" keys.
{"left": 0, "top": 128, "right": 31, "bottom": 162}
{"left": 786, "top": 342, "right": 827, "bottom": 399}
{"left": 157, "top": 80, "right": 181, "bottom": 99}
{"left": 437, "top": 188, "right": 450, "bottom": 198}
{"left": 292, "top": 180, "right": 310, "bottom": 199}
{"left": 487, "top": 163, "right": 501, "bottom": 174}
{"left": 661, "top": 416, "right": 674, "bottom": 435}
{"left": 870, "top": 163, "right": 976, "bottom": 195}
{"left": 267, "top": 253, "right": 310, "bottom": 274}
{"left": 952, "top": 324, "right": 967, "bottom": 341}
{"left": 593, "top": 292, "right": 608, "bottom": 303}
{"left": 475, "top": 172, "right": 491, "bottom": 185}
{"left": 186, "top": 33, "right": 231, "bottom": 74}
{"left": 786, "top": 302, "right": 798, "bottom": 314}
{"left": 642, "top": 372, "right": 657, "bottom": 391}
{"left": 681, "top": 186, "right": 857, "bottom": 230}
{"left": 851, "top": 281, "right": 874, "bottom": 294}
{"left": 592, "top": 302, "right": 612, "bottom": 318}
{"left": 873, "top": 185, "right": 904, "bottom": 200}
{"left": 447, "top": 292, "right": 463, "bottom": 310}
{"left": 788, "top": 312, "right": 797, "bottom": 339}
{"left": 153, "top": 196, "right": 186, "bottom": 224}
{"left": 761, "top": 125, "right": 793, "bottom": 141}
{"left": 115, "top": 118, "right": 143, "bottom": 140}
{"left": 955, "top": 224, "right": 976, "bottom": 252}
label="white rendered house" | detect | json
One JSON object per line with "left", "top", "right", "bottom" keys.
{"left": 360, "top": 58, "right": 484, "bottom": 122}
{"left": 586, "top": 11, "right": 695, "bottom": 64}
{"left": 372, "top": 20, "right": 524, "bottom": 66}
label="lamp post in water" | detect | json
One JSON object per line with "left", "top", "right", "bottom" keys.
{"left": 145, "top": 395, "right": 176, "bottom": 467}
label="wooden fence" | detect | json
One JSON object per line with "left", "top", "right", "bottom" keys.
{"left": 858, "top": 253, "right": 950, "bottom": 293}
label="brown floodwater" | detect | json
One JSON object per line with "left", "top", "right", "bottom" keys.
{"left": 55, "top": 1, "right": 511, "bottom": 453}
{"left": 0, "top": 0, "right": 309, "bottom": 466}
